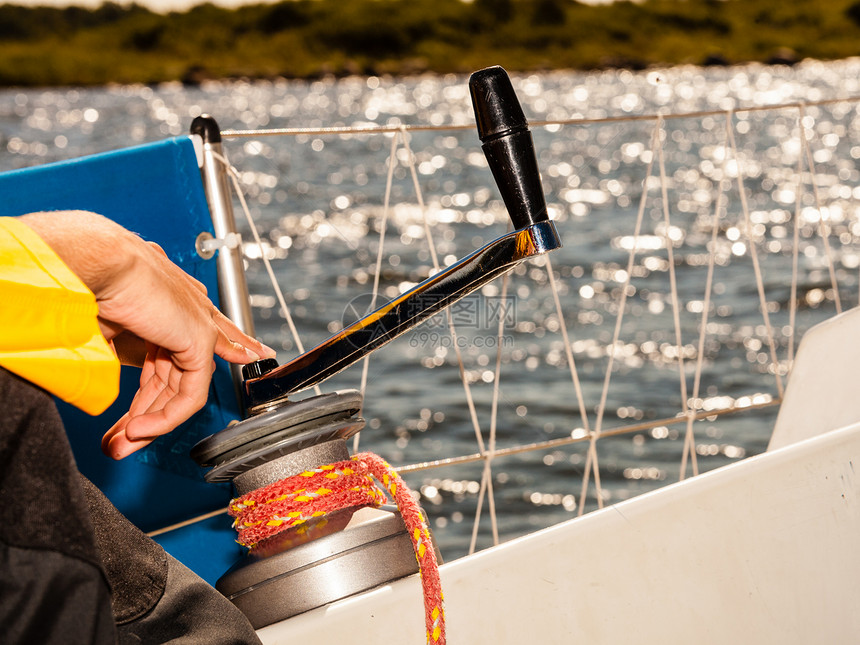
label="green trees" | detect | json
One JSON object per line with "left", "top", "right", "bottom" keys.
{"left": 0, "top": 0, "right": 858, "bottom": 86}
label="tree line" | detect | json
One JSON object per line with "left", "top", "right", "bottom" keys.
{"left": 1, "top": 0, "right": 860, "bottom": 86}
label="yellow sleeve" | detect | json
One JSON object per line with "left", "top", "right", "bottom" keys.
{"left": 0, "top": 216, "right": 120, "bottom": 415}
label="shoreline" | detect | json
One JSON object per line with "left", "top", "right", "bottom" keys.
{"left": 1, "top": 0, "right": 857, "bottom": 88}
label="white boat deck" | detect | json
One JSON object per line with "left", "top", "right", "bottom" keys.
{"left": 258, "top": 417, "right": 860, "bottom": 643}
{"left": 256, "top": 307, "right": 860, "bottom": 642}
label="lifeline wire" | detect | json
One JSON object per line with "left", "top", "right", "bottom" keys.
{"left": 396, "top": 125, "right": 500, "bottom": 551}
{"left": 798, "top": 103, "right": 843, "bottom": 314}
{"left": 154, "top": 99, "right": 851, "bottom": 543}
{"left": 220, "top": 97, "right": 860, "bottom": 139}
{"left": 725, "top": 111, "right": 785, "bottom": 398}
{"left": 209, "top": 150, "right": 319, "bottom": 391}
{"left": 146, "top": 101, "right": 846, "bottom": 546}
{"left": 656, "top": 112, "right": 694, "bottom": 480}
{"left": 578, "top": 116, "right": 662, "bottom": 514}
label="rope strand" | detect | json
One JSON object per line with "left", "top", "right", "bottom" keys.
{"left": 229, "top": 452, "right": 445, "bottom": 644}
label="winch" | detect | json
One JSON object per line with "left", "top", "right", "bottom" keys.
{"left": 190, "top": 65, "right": 562, "bottom": 631}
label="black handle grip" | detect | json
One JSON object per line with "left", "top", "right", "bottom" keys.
{"left": 469, "top": 66, "right": 548, "bottom": 230}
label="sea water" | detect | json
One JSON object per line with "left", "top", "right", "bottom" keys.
{"left": 3, "top": 58, "right": 860, "bottom": 557}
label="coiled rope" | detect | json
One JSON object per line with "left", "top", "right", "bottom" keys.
{"left": 229, "top": 452, "right": 445, "bottom": 644}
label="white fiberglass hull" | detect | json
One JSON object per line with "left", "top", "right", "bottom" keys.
{"left": 258, "top": 306, "right": 860, "bottom": 643}
{"left": 258, "top": 417, "right": 860, "bottom": 643}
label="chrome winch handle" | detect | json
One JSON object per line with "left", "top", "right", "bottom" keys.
{"left": 241, "top": 65, "right": 562, "bottom": 414}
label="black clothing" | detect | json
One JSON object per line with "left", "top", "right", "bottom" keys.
{"left": 0, "top": 369, "right": 261, "bottom": 645}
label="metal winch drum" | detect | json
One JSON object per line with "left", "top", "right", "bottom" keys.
{"left": 191, "top": 388, "right": 420, "bottom": 628}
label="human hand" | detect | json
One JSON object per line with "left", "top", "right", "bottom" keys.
{"left": 21, "top": 211, "right": 276, "bottom": 459}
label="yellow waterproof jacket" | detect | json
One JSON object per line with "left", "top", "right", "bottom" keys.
{"left": 0, "top": 217, "right": 119, "bottom": 415}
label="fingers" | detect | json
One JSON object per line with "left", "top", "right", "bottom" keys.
{"left": 102, "top": 348, "right": 215, "bottom": 460}
{"left": 25, "top": 212, "right": 279, "bottom": 459}
{"left": 212, "top": 326, "right": 272, "bottom": 366}
{"left": 102, "top": 305, "right": 276, "bottom": 461}
{"left": 102, "top": 416, "right": 132, "bottom": 458}
{"left": 211, "top": 310, "right": 276, "bottom": 364}
{"left": 91, "top": 231, "right": 276, "bottom": 458}
{"left": 127, "top": 359, "right": 211, "bottom": 439}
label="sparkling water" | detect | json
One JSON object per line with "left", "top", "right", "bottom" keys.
{"left": 3, "top": 58, "right": 860, "bottom": 557}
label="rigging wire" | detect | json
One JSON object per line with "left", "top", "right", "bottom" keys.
{"left": 210, "top": 148, "right": 322, "bottom": 396}
{"left": 798, "top": 102, "right": 843, "bottom": 314}
{"left": 577, "top": 116, "right": 662, "bottom": 515}
{"left": 220, "top": 96, "right": 860, "bottom": 140}
{"left": 725, "top": 112, "right": 785, "bottom": 398}
{"left": 148, "top": 97, "right": 854, "bottom": 545}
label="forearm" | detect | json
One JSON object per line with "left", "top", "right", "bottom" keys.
{"left": 19, "top": 210, "right": 141, "bottom": 298}
{"left": 17, "top": 208, "right": 275, "bottom": 456}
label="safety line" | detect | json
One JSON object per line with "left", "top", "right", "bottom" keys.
{"left": 577, "top": 116, "right": 662, "bottom": 515}
{"left": 725, "top": 112, "right": 785, "bottom": 398}
{"left": 146, "top": 395, "right": 780, "bottom": 538}
{"left": 220, "top": 96, "right": 860, "bottom": 139}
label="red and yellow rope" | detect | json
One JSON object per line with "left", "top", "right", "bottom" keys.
{"left": 228, "top": 452, "right": 445, "bottom": 644}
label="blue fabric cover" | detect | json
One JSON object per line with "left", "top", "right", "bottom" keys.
{"left": 0, "top": 137, "right": 244, "bottom": 583}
